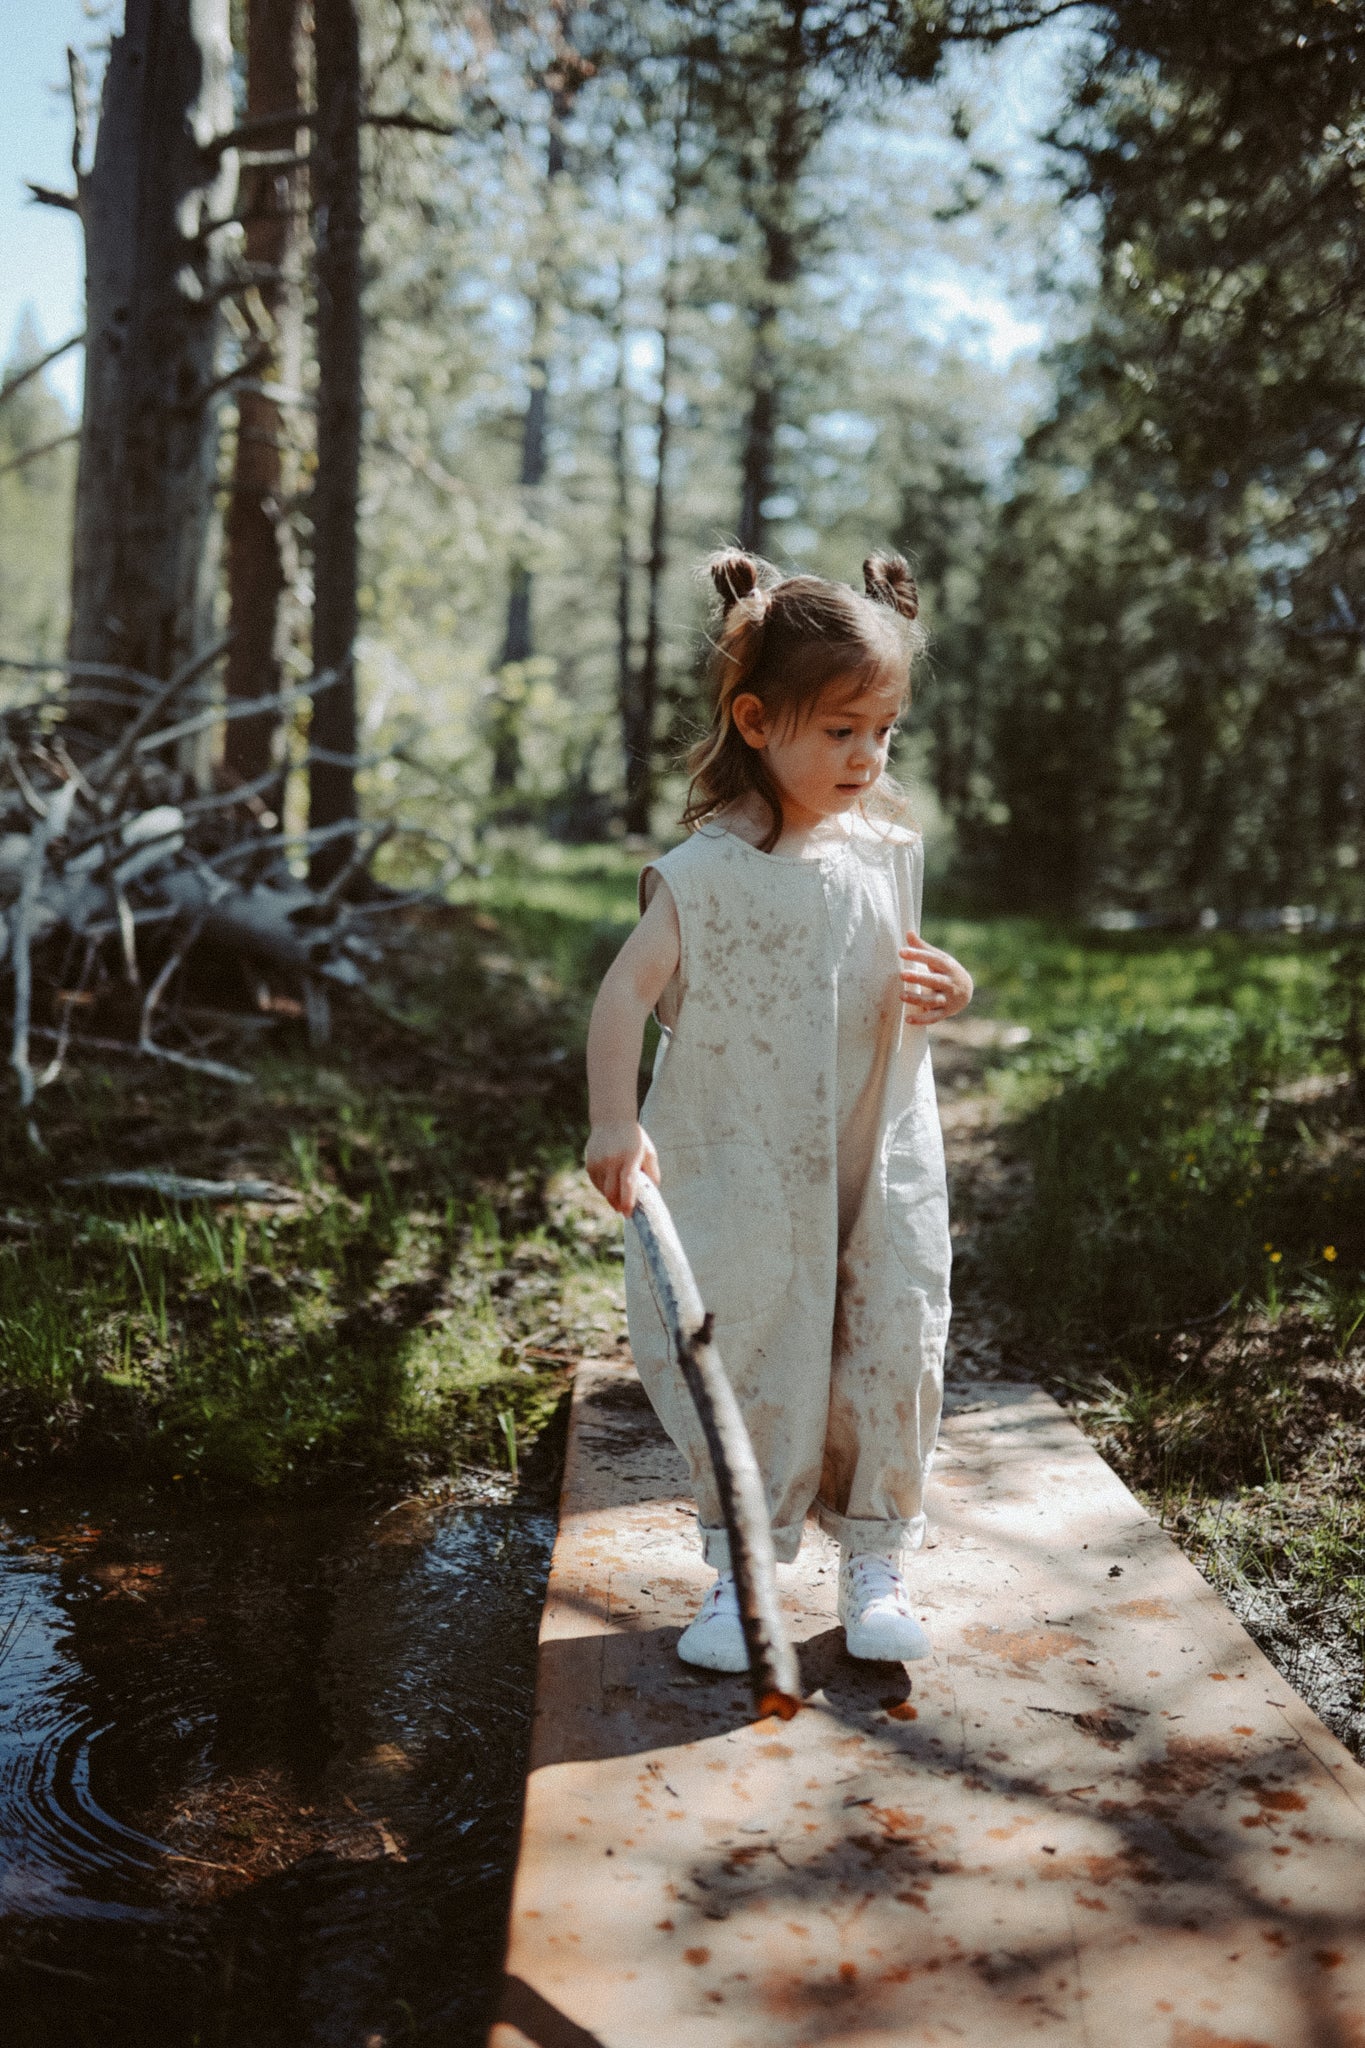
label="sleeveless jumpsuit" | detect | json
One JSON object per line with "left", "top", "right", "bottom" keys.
{"left": 622, "top": 817, "right": 952, "bottom": 1568}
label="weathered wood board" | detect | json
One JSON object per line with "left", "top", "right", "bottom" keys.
{"left": 490, "top": 1364, "right": 1365, "bottom": 2048}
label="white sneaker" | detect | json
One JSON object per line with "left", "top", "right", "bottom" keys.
{"left": 676, "top": 1572, "right": 748, "bottom": 1672}
{"left": 839, "top": 1551, "right": 932, "bottom": 1662}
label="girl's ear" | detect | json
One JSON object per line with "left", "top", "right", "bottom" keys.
{"left": 731, "top": 692, "right": 769, "bottom": 750}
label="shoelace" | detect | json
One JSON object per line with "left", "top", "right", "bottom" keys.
{"left": 703, "top": 1574, "right": 738, "bottom": 1616}
{"left": 846, "top": 1555, "right": 910, "bottom": 1612}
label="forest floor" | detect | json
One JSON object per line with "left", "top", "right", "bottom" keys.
{"left": 0, "top": 835, "right": 1359, "bottom": 1758}
{"left": 935, "top": 1013, "right": 1365, "bottom": 1765}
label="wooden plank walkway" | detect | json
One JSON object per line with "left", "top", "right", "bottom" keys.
{"left": 489, "top": 1363, "right": 1365, "bottom": 2048}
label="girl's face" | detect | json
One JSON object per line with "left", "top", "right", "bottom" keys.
{"left": 732, "top": 674, "right": 904, "bottom": 833}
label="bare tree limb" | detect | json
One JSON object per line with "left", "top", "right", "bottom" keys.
{"left": 133, "top": 664, "right": 342, "bottom": 755}
{"left": 178, "top": 343, "right": 274, "bottom": 418}
{"left": 363, "top": 108, "right": 457, "bottom": 136}
{"left": 0, "top": 432, "right": 80, "bottom": 482}
{"left": 26, "top": 183, "right": 81, "bottom": 214}
{"left": 0, "top": 654, "right": 160, "bottom": 690}
{"left": 0, "top": 333, "right": 85, "bottom": 415}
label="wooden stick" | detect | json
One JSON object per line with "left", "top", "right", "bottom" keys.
{"left": 629, "top": 1176, "right": 801, "bottom": 1721}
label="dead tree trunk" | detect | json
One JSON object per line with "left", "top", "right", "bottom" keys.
{"left": 735, "top": 10, "right": 807, "bottom": 558}
{"left": 224, "top": 0, "right": 307, "bottom": 812}
{"left": 67, "top": 0, "right": 238, "bottom": 735}
{"left": 626, "top": 120, "right": 686, "bottom": 839}
{"left": 610, "top": 268, "right": 636, "bottom": 828}
{"left": 307, "top": 0, "right": 363, "bottom": 886}
{"left": 491, "top": 7, "right": 580, "bottom": 794}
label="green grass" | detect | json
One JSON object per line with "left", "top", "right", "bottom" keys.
{"left": 0, "top": 886, "right": 629, "bottom": 1492}
{"left": 943, "top": 921, "right": 1355, "bottom": 1364}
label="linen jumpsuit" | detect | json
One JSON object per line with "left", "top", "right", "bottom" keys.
{"left": 622, "top": 815, "right": 952, "bottom": 1569}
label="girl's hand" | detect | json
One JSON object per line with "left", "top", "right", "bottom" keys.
{"left": 899, "top": 930, "right": 973, "bottom": 1025}
{"left": 586, "top": 1119, "right": 661, "bottom": 1217}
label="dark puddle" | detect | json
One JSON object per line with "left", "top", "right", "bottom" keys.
{"left": 0, "top": 1485, "right": 554, "bottom": 2046}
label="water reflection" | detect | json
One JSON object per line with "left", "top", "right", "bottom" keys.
{"left": 0, "top": 1489, "right": 554, "bottom": 2045}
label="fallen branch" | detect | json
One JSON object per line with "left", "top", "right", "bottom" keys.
{"left": 63, "top": 1170, "right": 297, "bottom": 1203}
{"left": 10, "top": 780, "right": 78, "bottom": 1144}
{"left": 629, "top": 1176, "right": 801, "bottom": 1721}
{"left": 30, "top": 1027, "right": 251, "bottom": 1086}
{"left": 134, "top": 665, "right": 343, "bottom": 755}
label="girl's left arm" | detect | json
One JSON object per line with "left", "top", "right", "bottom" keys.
{"left": 899, "top": 930, "right": 973, "bottom": 1026}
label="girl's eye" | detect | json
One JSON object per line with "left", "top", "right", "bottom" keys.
{"left": 826, "top": 727, "right": 853, "bottom": 740}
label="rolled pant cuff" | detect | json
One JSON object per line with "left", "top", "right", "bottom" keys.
{"left": 815, "top": 1505, "right": 927, "bottom": 1559}
{"left": 700, "top": 1521, "right": 805, "bottom": 1570}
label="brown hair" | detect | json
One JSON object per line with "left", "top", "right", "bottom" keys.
{"left": 683, "top": 550, "right": 926, "bottom": 850}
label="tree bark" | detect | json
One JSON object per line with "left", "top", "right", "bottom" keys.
{"left": 735, "top": 4, "right": 808, "bottom": 557}
{"left": 627, "top": 151, "right": 684, "bottom": 839}
{"left": 308, "top": 0, "right": 364, "bottom": 886}
{"left": 610, "top": 268, "right": 636, "bottom": 828}
{"left": 68, "top": 0, "right": 238, "bottom": 738}
{"left": 491, "top": 6, "right": 578, "bottom": 794}
{"left": 224, "top": 0, "right": 307, "bottom": 812}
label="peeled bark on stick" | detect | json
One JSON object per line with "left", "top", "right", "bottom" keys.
{"left": 224, "top": 0, "right": 307, "bottom": 803}
{"left": 68, "top": 0, "right": 238, "bottom": 738}
{"left": 629, "top": 1176, "right": 801, "bottom": 1721}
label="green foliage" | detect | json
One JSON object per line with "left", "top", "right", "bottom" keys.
{"left": 935, "top": 3, "right": 1365, "bottom": 915}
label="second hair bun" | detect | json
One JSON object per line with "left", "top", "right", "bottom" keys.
{"left": 863, "top": 554, "right": 919, "bottom": 621}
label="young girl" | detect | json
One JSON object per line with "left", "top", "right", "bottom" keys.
{"left": 585, "top": 550, "right": 973, "bottom": 1671}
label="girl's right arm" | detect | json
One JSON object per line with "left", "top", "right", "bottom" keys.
{"left": 585, "top": 880, "right": 681, "bottom": 1215}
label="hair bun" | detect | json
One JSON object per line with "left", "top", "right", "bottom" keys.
{"left": 863, "top": 553, "right": 919, "bottom": 621}
{"left": 709, "top": 549, "right": 762, "bottom": 613}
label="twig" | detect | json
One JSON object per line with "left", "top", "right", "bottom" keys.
{"left": 629, "top": 1177, "right": 800, "bottom": 1720}
{"left": 94, "top": 631, "right": 235, "bottom": 791}
{"left": 10, "top": 779, "right": 77, "bottom": 1145}
{"left": 179, "top": 342, "right": 273, "bottom": 418}
{"left": 317, "top": 821, "right": 395, "bottom": 907}
{"left": 25, "top": 183, "right": 80, "bottom": 213}
{"left": 0, "top": 655, "right": 160, "bottom": 691}
{"left": 202, "top": 815, "right": 363, "bottom": 870}
{"left": 37, "top": 934, "right": 98, "bottom": 1090}
{"left": 29, "top": 1027, "right": 250, "bottom": 1086}
{"left": 133, "top": 665, "right": 342, "bottom": 755}
{"left": 0, "top": 332, "right": 84, "bottom": 414}
{"left": 0, "top": 431, "right": 79, "bottom": 482}
{"left": 140, "top": 911, "right": 207, "bottom": 1050}
{"left": 363, "top": 108, "right": 458, "bottom": 136}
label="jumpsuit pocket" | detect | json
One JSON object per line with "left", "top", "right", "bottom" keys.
{"left": 882, "top": 1083, "right": 950, "bottom": 1298}
{"left": 657, "top": 1139, "right": 794, "bottom": 1329}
